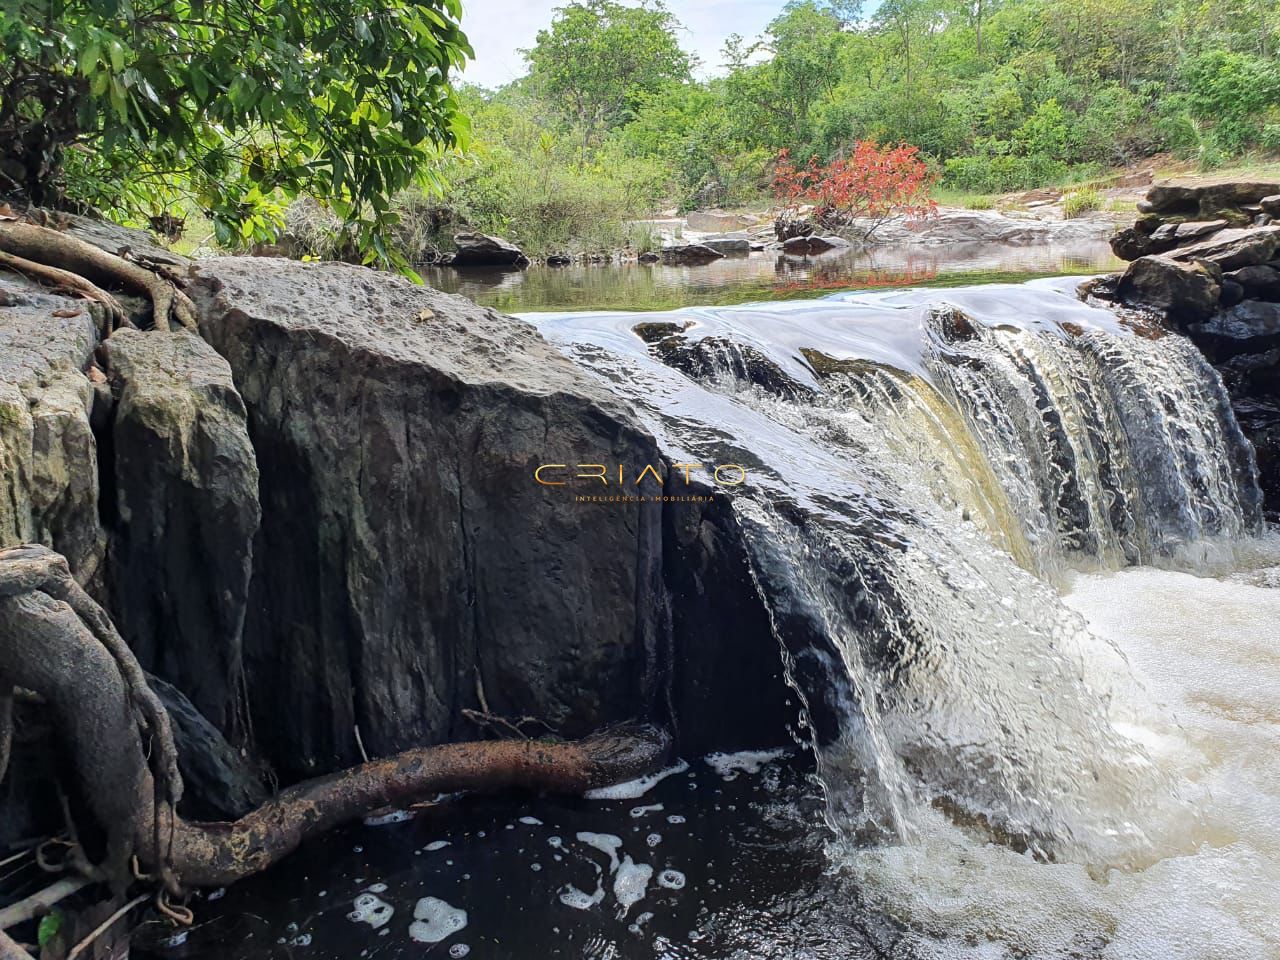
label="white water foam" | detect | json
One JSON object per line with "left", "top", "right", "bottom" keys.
{"left": 583, "top": 761, "right": 690, "bottom": 800}
{"left": 409, "top": 897, "right": 468, "bottom": 944}
{"left": 848, "top": 558, "right": 1280, "bottom": 958}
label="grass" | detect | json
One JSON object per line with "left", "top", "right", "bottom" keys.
{"left": 1062, "top": 188, "right": 1103, "bottom": 218}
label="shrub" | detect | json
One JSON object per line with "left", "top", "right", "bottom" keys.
{"left": 1062, "top": 188, "right": 1102, "bottom": 218}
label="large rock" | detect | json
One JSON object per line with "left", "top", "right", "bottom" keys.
{"left": 701, "top": 237, "right": 752, "bottom": 256}
{"left": 661, "top": 243, "right": 725, "bottom": 265}
{"left": 1116, "top": 255, "right": 1222, "bottom": 322}
{"left": 189, "top": 258, "right": 792, "bottom": 776}
{"left": 1225, "top": 264, "right": 1280, "bottom": 301}
{"left": 1167, "top": 225, "right": 1280, "bottom": 271}
{"left": 686, "top": 210, "right": 758, "bottom": 233}
{"left": 100, "top": 329, "right": 261, "bottom": 732}
{"left": 450, "top": 232, "right": 530, "bottom": 268}
{"left": 1141, "top": 181, "right": 1280, "bottom": 217}
{"left": 1110, "top": 225, "right": 1177, "bottom": 261}
{"left": 0, "top": 276, "right": 106, "bottom": 590}
{"left": 782, "top": 235, "right": 849, "bottom": 255}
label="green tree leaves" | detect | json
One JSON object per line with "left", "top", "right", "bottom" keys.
{"left": 0, "top": 0, "right": 472, "bottom": 266}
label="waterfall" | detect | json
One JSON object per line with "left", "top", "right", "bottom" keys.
{"left": 529, "top": 277, "right": 1265, "bottom": 868}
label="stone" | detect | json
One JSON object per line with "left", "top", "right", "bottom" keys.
{"left": 1111, "top": 225, "right": 1176, "bottom": 261}
{"left": 1225, "top": 264, "right": 1280, "bottom": 301}
{"left": 1116, "top": 255, "right": 1222, "bottom": 322}
{"left": 545, "top": 253, "right": 572, "bottom": 267}
{"left": 660, "top": 243, "right": 725, "bottom": 265}
{"left": 190, "top": 258, "right": 793, "bottom": 777}
{"left": 100, "top": 329, "right": 261, "bottom": 733}
{"left": 1142, "top": 184, "right": 1199, "bottom": 213}
{"left": 782, "top": 235, "right": 847, "bottom": 255}
{"left": 0, "top": 274, "right": 106, "bottom": 591}
{"left": 450, "top": 232, "right": 530, "bottom": 268}
{"left": 1142, "top": 181, "right": 1280, "bottom": 217}
{"left": 1150, "top": 219, "right": 1228, "bottom": 243}
{"left": 701, "top": 237, "right": 751, "bottom": 256}
{"left": 1220, "top": 279, "right": 1247, "bottom": 308}
{"left": 1195, "top": 181, "right": 1280, "bottom": 213}
{"left": 686, "top": 210, "right": 757, "bottom": 233}
{"left": 1167, "top": 225, "right": 1280, "bottom": 271}
{"left": 638, "top": 250, "right": 660, "bottom": 264}
{"left": 150, "top": 674, "right": 269, "bottom": 821}
{"left": 1262, "top": 195, "right": 1280, "bottom": 216}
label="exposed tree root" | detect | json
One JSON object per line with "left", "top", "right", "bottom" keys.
{"left": 0, "top": 220, "right": 196, "bottom": 332}
{"left": 0, "top": 543, "right": 670, "bottom": 899}
{"left": 0, "top": 250, "right": 128, "bottom": 331}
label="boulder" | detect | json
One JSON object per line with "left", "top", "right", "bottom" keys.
{"left": 660, "top": 243, "right": 725, "bottom": 265}
{"left": 0, "top": 275, "right": 106, "bottom": 591}
{"left": 1262, "top": 195, "right": 1280, "bottom": 216}
{"left": 1225, "top": 264, "right": 1280, "bottom": 301}
{"left": 190, "top": 258, "right": 793, "bottom": 775}
{"left": 450, "top": 232, "right": 530, "bottom": 268}
{"left": 1150, "top": 219, "right": 1228, "bottom": 243}
{"left": 1167, "top": 225, "right": 1280, "bottom": 271}
{"left": 1116, "top": 255, "right": 1222, "bottom": 322}
{"left": 1141, "top": 181, "right": 1280, "bottom": 218}
{"left": 701, "top": 237, "right": 752, "bottom": 256}
{"left": 782, "top": 235, "right": 848, "bottom": 255}
{"left": 1110, "top": 225, "right": 1177, "bottom": 261}
{"left": 100, "top": 329, "right": 261, "bottom": 733}
{"left": 1142, "top": 184, "right": 1199, "bottom": 213}
{"left": 686, "top": 210, "right": 757, "bottom": 233}
{"left": 1185, "top": 300, "right": 1280, "bottom": 361}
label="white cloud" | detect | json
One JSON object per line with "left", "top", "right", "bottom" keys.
{"left": 457, "top": 0, "right": 783, "bottom": 89}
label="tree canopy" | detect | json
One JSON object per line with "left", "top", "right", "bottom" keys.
{"left": 0, "top": 0, "right": 472, "bottom": 259}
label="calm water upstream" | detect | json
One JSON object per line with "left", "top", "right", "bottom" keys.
{"left": 153, "top": 273, "right": 1279, "bottom": 960}
{"left": 425, "top": 239, "right": 1121, "bottom": 313}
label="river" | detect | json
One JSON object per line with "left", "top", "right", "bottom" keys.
{"left": 153, "top": 260, "right": 1278, "bottom": 960}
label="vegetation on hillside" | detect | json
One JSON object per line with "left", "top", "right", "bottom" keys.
{"left": 424, "top": 0, "right": 1280, "bottom": 258}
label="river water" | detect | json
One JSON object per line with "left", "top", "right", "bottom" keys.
{"left": 155, "top": 266, "right": 1279, "bottom": 959}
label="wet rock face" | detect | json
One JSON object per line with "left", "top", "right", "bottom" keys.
{"left": 449, "top": 232, "right": 530, "bottom": 268}
{"left": 100, "top": 329, "right": 260, "bottom": 733}
{"left": 191, "top": 259, "right": 688, "bottom": 776}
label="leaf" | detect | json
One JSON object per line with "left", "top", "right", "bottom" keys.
{"left": 38, "top": 910, "right": 63, "bottom": 948}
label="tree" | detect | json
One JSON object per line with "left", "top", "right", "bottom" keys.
{"left": 773, "top": 142, "right": 937, "bottom": 240}
{"left": 0, "top": 0, "right": 473, "bottom": 258}
{"left": 524, "top": 0, "right": 692, "bottom": 153}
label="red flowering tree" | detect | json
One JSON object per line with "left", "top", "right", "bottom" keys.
{"left": 773, "top": 142, "right": 938, "bottom": 242}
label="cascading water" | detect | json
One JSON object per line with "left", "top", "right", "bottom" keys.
{"left": 530, "top": 278, "right": 1270, "bottom": 911}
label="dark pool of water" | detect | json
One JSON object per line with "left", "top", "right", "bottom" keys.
{"left": 425, "top": 240, "right": 1121, "bottom": 313}
{"left": 139, "top": 754, "right": 917, "bottom": 960}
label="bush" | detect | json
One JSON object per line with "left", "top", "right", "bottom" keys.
{"left": 942, "top": 152, "right": 1069, "bottom": 193}
{"left": 1061, "top": 188, "right": 1102, "bottom": 218}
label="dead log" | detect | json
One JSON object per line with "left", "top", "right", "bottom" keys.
{"left": 0, "top": 544, "right": 670, "bottom": 895}
{"left": 0, "top": 220, "right": 195, "bottom": 332}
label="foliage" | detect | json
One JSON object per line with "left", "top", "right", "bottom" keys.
{"left": 0, "top": 0, "right": 471, "bottom": 265}
{"left": 524, "top": 0, "right": 691, "bottom": 149}
{"left": 1061, "top": 187, "right": 1102, "bottom": 218}
{"left": 773, "top": 143, "right": 937, "bottom": 237}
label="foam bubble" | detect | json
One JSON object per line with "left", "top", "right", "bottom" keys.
{"left": 363, "top": 809, "right": 414, "bottom": 826}
{"left": 348, "top": 893, "right": 394, "bottom": 929}
{"left": 558, "top": 884, "right": 605, "bottom": 910}
{"left": 583, "top": 760, "right": 690, "bottom": 800}
{"left": 409, "top": 897, "right": 467, "bottom": 944}
{"left": 704, "top": 749, "right": 787, "bottom": 781}
{"left": 613, "top": 857, "right": 653, "bottom": 917}
{"left": 657, "top": 869, "right": 686, "bottom": 890}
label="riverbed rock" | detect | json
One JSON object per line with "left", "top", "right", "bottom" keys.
{"left": 1116, "top": 255, "right": 1222, "bottom": 322}
{"left": 1150, "top": 219, "right": 1228, "bottom": 243}
{"left": 661, "top": 243, "right": 725, "bottom": 265}
{"left": 782, "top": 235, "right": 849, "bottom": 255}
{"left": 1167, "top": 225, "right": 1280, "bottom": 272}
{"left": 0, "top": 275, "right": 106, "bottom": 591}
{"left": 450, "top": 232, "right": 530, "bottom": 268}
{"left": 189, "top": 257, "right": 796, "bottom": 775}
{"left": 100, "top": 329, "right": 260, "bottom": 733}
{"left": 701, "top": 237, "right": 752, "bottom": 256}
{"left": 687, "top": 210, "right": 757, "bottom": 233}
{"left": 1225, "top": 264, "right": 1280, "bottom": 301}
{"left": 1110, "top": 225, "right": 1177, "bottom": 260}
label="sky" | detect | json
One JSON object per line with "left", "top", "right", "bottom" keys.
{"left": 458, "top": 0, "right": 784, "bottom": 90}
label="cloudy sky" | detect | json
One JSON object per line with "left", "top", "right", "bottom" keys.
{"left": 458, "top": 0, "right": 784, "bottom": 89}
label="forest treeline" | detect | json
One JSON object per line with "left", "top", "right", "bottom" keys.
{"left": 395, "top": 0, "right": 1280, "bottom": 257}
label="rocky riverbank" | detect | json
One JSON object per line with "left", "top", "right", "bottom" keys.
{"left": 0, "top": 214, "right": 799, "bottom": 845}
{"left": 1087, "top": 180, "right": 1280, "bottom": 517}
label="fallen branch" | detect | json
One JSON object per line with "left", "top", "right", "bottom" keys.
{"left": 0, "top": 930, "right": 31, "bottom": 960}
{"left": 0, "top": 543, "right": 671, "bottom": 895}
{"left": 65, "top": 893, "right": 148, "bottom": 960}
{"left": 0, "top": 220, "right": 195, "bottom": 332}
{"left": 0, "top": 876, "right": 93, "bottom": 930}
